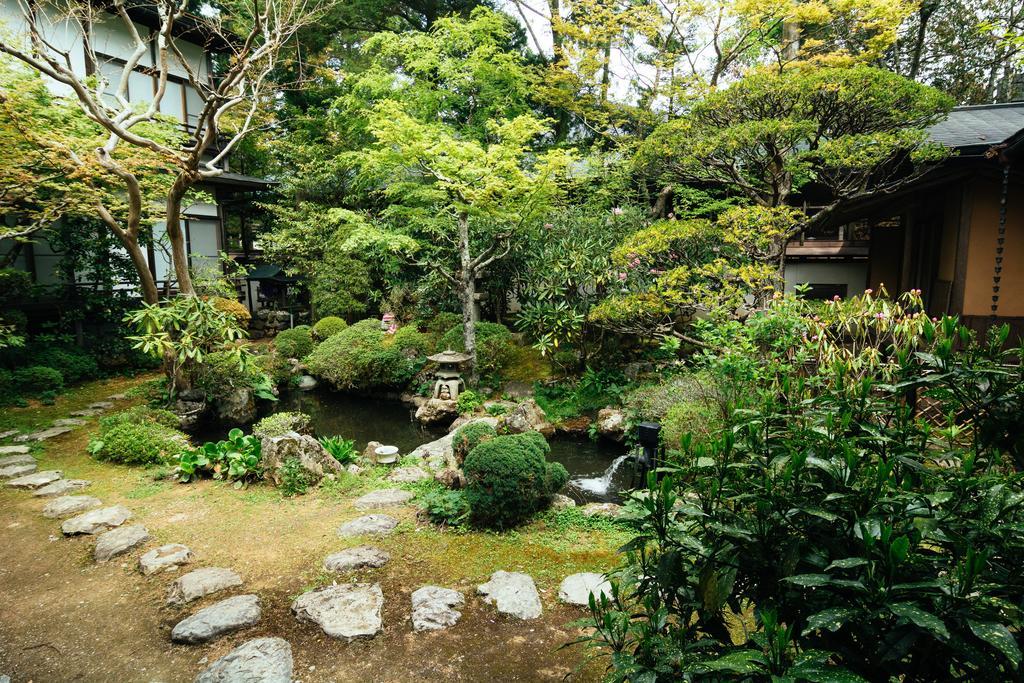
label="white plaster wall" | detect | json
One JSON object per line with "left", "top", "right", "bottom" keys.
{"left": 784, "top": 261, "right": 869, "bottom": 297}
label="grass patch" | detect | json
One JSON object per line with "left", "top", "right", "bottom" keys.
{"left": 125, "top": 480, "right": 171, "bottom": 499}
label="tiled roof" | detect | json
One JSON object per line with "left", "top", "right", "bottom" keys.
{"left": 929, "top": 102, "right": 1024, "bottom": 152}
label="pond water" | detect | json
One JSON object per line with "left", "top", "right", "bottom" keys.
{"left": 210, "top": 389, "right": 636, "bottom": 503}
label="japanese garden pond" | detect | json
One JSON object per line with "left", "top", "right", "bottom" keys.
{"left": 201, "top": 389, "right": 635, "bottom": 503}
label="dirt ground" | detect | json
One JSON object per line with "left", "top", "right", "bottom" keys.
{"left": 0, "top": 378, "right": 617, "bottom": 683}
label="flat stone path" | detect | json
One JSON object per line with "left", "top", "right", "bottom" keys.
{"left": 0, "top": 462, "right": 36, "bottom": 478}
{"left": 353, "top": 488, "right": 415, "bottom": 510}
{"left": 558, "top": 572, "right": 612, "bottom": 606}
{"left": 61, "top": 505, "right": 132, "bottom": 535}
{"left": 324, "top": 546, "right": 390, "bottom": 572}
{"left": 194, "top": 637, "right": 293, "bottom": 683}
{"left": 34, "top": 479, "right": 90, "bottom": 497}
{"left": 411, "top": 586, "right": 464, "bottom": 631}
{"left": 337, "top": 514, "right": 399, "bottom": 537}
{"left": 42, "top": 495, "right": 102, "bottom": 518}
{"left": 94, "top": 524, "right": 150, "bottom": 562}
{"left": 168, "top": 567, "right": 243, "bottom": 605}
{"left": 14, "top": 426, "right": 72, "bottom": 442}
{"left": 171, "top": 595, "right": 261, "bottom": 644}
{"left": 478, "top": 571, "right": 542, "bottom": 620}
{"left": 291, "top": 583, "right": 383, "bottom": 640}
{"left": 8, "top": 470, "right": 62, "bottom": 490}
{"left": 0, "top": 453, "right": 34, "bottom": 468}
{"left": 140, "top": 544, "right": 194, "bottom": 575}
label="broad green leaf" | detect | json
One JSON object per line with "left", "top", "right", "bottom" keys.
{"left": 802, "top": 607, "right": 859, "bottom": 635}
{"left": 967, "top": 620, "right": 1022, "bottom": 667}
{"left": 889, "top": 603, "right": 949, "bottom": 640}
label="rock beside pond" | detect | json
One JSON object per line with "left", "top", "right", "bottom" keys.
{"left": 174, "top": 400, "right": 207, "bottom": 431}
{"left": 14, "top": 426, "right": 72, "bottom": 442}
{"left": 0, "top": 453, "right": 34, "bottom": 468}
{"left": 559, "top": 572, "right": 612, "bottom": 606}
{"left": 194, "top": 637, "right": 293, "bottom": 683}
{"left": 0, "top": 462, "right": 36, "bottom": 478}
{"left": 447, "top": 414, "right": 499, "bottom": 434}
{"left": 168, "top": 567, "right": 244, "bottom": 605}
{"left": 33, "top": 479, "right": 90, "bottom": 497}
{"left": 337, "top": 514, "right": 399, "bottom": 537}
{"left": 409, "top": 417, "right": 496, "bottom": 471}
{"left": 94, "top": 524, "right": 150, "bottom": 562}
{"left": 556, "top": 416, "right": 592, "bottom": 436}
{"left": 362, "top": 441, "right": 382, "bottom": 460}
{"left": 324, "top": 546, "right": 390, "bottom": 572}
{"left": 140, "top": 543, "right": 194, "bottom": 575}
{"left": 434, "top": 468, "right": 465, "bottom": 490}
{"left": 415, "top": 398, "right": 458, "bottom": 428}
{"left": 260, "top": 432, "right": 342, "bottom": 488}
{"left": 171, "top": 594, "right": 261, "bottom": 644}
{"left": 388, "top": 466, "right": 429, "bottom": 483}
{"left": 296, "top": 375, "right": 318, "bottom": 391}
{"left": 62, "top": 505, "right": 132, "bottom": 535}
{"left": 0, "top": 444, "right": 31, "bottom": 456}
{"left": 580, "top": 502, "right": 623, "bottom": 518}
{"left": 411, "top": 586, "right": 464, "bottom": 631}
{"left": 497, "top": 399, "right": 554, "bottom": 438}
{"left": 8, "top": 470, "right": 62, "bottom": 489}
{"left": 291, "top": 583, "right": 383, "bottom": 640}
{"left": 551, "top": 494, "right": 576, "bottom": 509}
{"left": 42, "top": 495, "right": 102, "bottom": 518}
{"left": 354, "top": 488, "right": 414, "bottom": 510}
{"left": 596, "top": 408, "right": 626, "bottom": 442}
{"left": 477, "top": 571, "right": 542, "bottom": 620}
{"left": 216, "top": 388, "right": 256, "bottom": 426}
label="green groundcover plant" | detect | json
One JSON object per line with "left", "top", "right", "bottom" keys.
{"left": 576, "top": 291, "right": 1024, "bottom": 682}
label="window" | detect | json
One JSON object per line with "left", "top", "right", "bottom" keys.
{"left": 804, "top": 283, "right": 848, "bottom": 300}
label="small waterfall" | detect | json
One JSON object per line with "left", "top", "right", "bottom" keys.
{"left": 572, "top": 454, "right": 630, "bottom": 496}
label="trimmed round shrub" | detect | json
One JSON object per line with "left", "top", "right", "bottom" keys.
{"left": 209, "top": 296, "right": 252, "bottom": 329}
{"left": 452, "top": 420, "right": 497, "bottom": 465}
{"left": 463, "top": 431, "right": 569, "bottom": 529}
{"left": 389, "top": 325, "right": 432, "bottom": 357}
{"left": 192, "top": 350, "right": 269, "bottom": 403}
{"left": 12, "top": 365, "right": 64, "bottom": 395}
{"left": 312, "top": 316, "right": 347, "bottom": 341}
{"left": 90, "top": 406, "right": 189, "bottom": 466}
{"left": 275, "top": 325, "right": 314, "bottom": 360}
{"left": 439, "top": 322, "right": 515, "bottom": 379}
{"left": 253, "top": 411, "right": 312, "bottom": 440}
{"left": 28, "top": 346, "right": 99, "bottom": 384}
{"left": 305, "top": 318, "right": 421, "bottom": 390}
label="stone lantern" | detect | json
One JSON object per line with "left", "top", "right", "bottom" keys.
{"left": 426, "top": 349, "right": 472, "bottom": 401}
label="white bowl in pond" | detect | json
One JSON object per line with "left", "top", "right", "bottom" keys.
{"left": 374, "top": 445, "right": 399, "bottom": 465}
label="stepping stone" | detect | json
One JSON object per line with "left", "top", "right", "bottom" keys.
{"left": 14, "top": 426, "right": 72, "bottom": 442}
{"left": 559, "top": 572, "right": 613, "bottom": 606}
{"left": 194, "top": 637, "right": 293, "bottom": 683}
{"left": 168, "top": 567, "right": 243, "bottom": 605}
{"left": 477, "top": 571, "right": 542, "bottom": 620}
{"left": 140, "top": 543, "right": 194, "bottom": 575}
{"left": 0, "top": 445, "right": 30, "bottom": 456}
{"left": 580, "top": 502, "right": 623, "bottom": 518}
{"left": 0, "top": 462, "right": 36, "bottom": 479}
{"left": 94, "top": 524, "right": 150, "bottom": 562}
{"left": 42, "top": 495, "right": 102, "bottom": 518}
{"left": 7, "top": 470, "right": 62, "bottom": 489}
{"left": 0, "top": 453, "right": 34, "bottom": 467}
{"left": 87, "top": 401, "right": 114, "bottom": 410}
{"left": 337, "top": 514, "right": 399, "bottom": 537}
{"left": 324, "top": 546, "right": 390, "bottom": 572}
{"left": 61, "top": 505, "right": 132, "bottom": 535}
{"left": 69, "top": 409, "right": 103, "bottom": 417}
{"left": 0, "top": 429, "right": 19, "bottom": 440}
{"left": 53, "top": 418, "right": 86, "bottom": 427}
{"left": 171, "top": 594, "right": 261, "bottom": 644}
{"left": 354, "top": 488, "right": 414, "bottom": 510}
{"left": 291, "top": 583, "right": 383, "bottom": 640}
{"left": 34, "top": 479, "right": 90, "bottom": 497}
{"left": 107, "top": 393, "right": 128, "bottom": 401}
{"left": 411, "top": 586, "right": 464, "bottom": 631}
{"left": 387, "top": 466, "right": 429, "bottom": 483}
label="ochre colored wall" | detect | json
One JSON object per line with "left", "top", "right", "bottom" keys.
{"left": 962, "top": 178, "right": 1024, "bottom": 317}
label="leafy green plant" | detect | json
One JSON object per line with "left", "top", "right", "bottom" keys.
{"left": 439, "top": 321, "right": 515, "bottom": 383}
{"left": 89, "top": 414, "right": 189, "bottom": 467}
{"left": 12, "top": 365, "right": 63, "bottom": 395}
{"left": 578, "top": 293, "right": 1024, "bottom": 682}
{"left": 318, "top": 435, "right": 357, "bottom": 465}
{"left": 451, "top": 420, "right": 497, "bottom": 465}
{"left": 305, "top": 318, "right": 422, "bottom": 390}
{"left": 280, "top": 457, "right": 311, "bottom": 496}
{"left": 463, "top": 431, "right": 568, "bottom": 529}
{"left": 485, "top": 403, "right": 508, "bottom": 416}
{"left": 252, "top": 411, "right": 311, "bottom": 440}
{"left": 175, "top": 428, "right": 262, "bottom": 486}
{"left": 455, "top": 389, "right": 483, "bottom": 414}
{"left": 419, "top": 489, "right": 470, "bottom": 528}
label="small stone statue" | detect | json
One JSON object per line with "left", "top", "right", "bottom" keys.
{"left": 438, "top": 384, "right": 452, "bottom": 401}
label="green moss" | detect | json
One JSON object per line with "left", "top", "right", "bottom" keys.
{"left": 305, "top": 319, "right": 421, "bottom": 390}
{"left": 252, "top": 411, "right": 311, "bottom": 440}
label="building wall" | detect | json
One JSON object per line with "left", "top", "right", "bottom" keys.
{"left": 962, "top": 177, "right": 1024, "bottom": 317}
{"left": 784, "top": 261, "right": 869, "bottom": 298}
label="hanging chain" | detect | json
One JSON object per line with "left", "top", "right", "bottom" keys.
{"left": 991, "top": 162, "right": 1010, "bottom": 319}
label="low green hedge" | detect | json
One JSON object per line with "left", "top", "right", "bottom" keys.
{"left": 89, "top": 406, "right": 189, "bottom": 466}
{"left": 305, "top": 319, "right": 422, "bottom": 390}
{"left": 275, "top": 325, "right": 315, "bottom": 360}
{"left": 312, "top": 316, "right": 347, "bottom": 341}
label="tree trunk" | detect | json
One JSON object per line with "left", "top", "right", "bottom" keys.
{"left": 113, "top": 230, "right": 160, "bottom": 304}
{"left": 165, "top": 176, "right": 196, "bottom": 297}
{"left": 908, "top": 2, "right": 936, "bottom": 79}
{"left": 458, "top": 211, "right": 478, "bottom": 385}
{"left": 782, "top": 20, "right": 800, "bottom": 62}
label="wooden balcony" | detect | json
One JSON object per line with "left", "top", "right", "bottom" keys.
{"left": 785, "top": 239, "right": 870, "bottom": 258}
